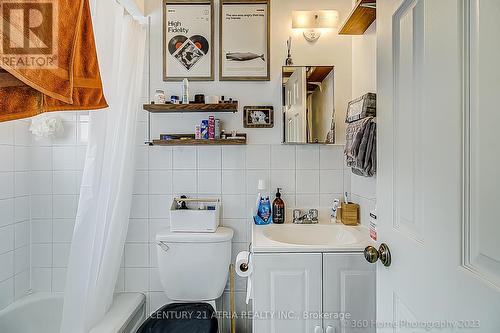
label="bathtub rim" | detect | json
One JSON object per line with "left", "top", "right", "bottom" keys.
{"left": 0, "top": 292, "right": 146, "bottom": 333}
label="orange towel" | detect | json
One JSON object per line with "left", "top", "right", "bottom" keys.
{"left": 0, "top": 0, "right": 107, "bottom": 122}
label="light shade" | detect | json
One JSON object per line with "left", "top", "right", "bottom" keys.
{"left": 292, "top": 10, "right": 339, "bottom": 29}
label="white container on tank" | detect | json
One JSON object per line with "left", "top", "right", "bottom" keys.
{"left": 170, "top": 198, "right": 220, "bottom": 233}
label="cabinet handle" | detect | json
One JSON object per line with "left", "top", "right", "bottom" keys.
{"left": 326, "top": 326, "right": 335, "bottom": 333}
{"left": 314, "top": 325, "right": 323, "bottom": 333}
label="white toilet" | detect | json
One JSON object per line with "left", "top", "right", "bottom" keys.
{"left": 156, "top": 227, "right": 234, "bottom": 309}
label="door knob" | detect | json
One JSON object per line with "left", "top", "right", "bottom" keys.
{"left": 326, "top": 325, "right": 335, "bottom": 333}
{"left": 314, "top": 325, "right": 322, "bottom": 333}
{"left": 364, "top": 246, "right": 379, "bottom": 263}
{"left": 364, "top": 243, "right": 392, "bottom": 267}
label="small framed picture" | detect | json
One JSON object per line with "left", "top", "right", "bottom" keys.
{"left": 243, "top": 106, "right": 274, "bottom": 128}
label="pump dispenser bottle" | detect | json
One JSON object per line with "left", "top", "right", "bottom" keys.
{"left": 272, "top": 188, "right": 285, "bottom": 224}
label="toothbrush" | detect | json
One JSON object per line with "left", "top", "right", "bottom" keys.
{"left": 344, "top": 192, "right": 349, "bottom": 204}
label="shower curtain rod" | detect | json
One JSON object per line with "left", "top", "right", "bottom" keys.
{"left": 115, "top": 0, "right": 146, "bottom": 19}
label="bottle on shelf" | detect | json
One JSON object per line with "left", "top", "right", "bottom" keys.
{"left": 182, "top": 78, "right": 189, "bottom": 104}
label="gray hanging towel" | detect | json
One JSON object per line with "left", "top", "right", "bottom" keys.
{"left": 347, "top": 119, "right": 376, "bottom": 177}
{"left": 345, "top": 117, "right": 373, "bottom": 168}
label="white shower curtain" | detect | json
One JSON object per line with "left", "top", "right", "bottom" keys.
{"left": 60, "top": 1, "right": 146, "bottom": 332}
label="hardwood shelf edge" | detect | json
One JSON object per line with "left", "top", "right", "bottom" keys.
{"left": 151, "top": 139, "right": 247, "bottom": 146}
{"left": 338, "top": 0, "right": 376, "bottom": 35}
{"left": 143, "top": 103, "right": 239, "bottom": 113}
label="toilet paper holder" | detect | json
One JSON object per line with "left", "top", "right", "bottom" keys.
{"left": 240, "top": 243, "right": 252, "bottom": 272}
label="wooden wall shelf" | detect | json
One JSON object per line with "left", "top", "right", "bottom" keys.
{"left": 149, "top": 133, "right": 247, "bottom": 146}
{"left": 151, "top": 138, "right": 246, "bottom": 146}
{"left": 143, "top": 102, "right": 238, "bottom": 113}
{"left": 339, "top": 0, "right": 376, "bottom": 35}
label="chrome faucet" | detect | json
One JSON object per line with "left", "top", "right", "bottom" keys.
{"left": 293, "top": 209, "right": 319, "bottom": 224}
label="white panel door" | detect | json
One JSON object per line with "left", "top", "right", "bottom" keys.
{"left": 285, "top": 67, "right": 307, "bottom": 142}
{"left": 323, "top": 253, "right": 376, "bottom": 333}
{"left": 253, "top": 253, "right": 322, "bottom": 333}
{"left": 466, "top": 0, "right": 500, "bottom": 290}
{"left": 377, "top": 0, "right": 500, "bottom": 331}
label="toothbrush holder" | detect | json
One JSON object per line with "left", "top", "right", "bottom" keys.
{"left": 340, "top": 203, "right": 360, "bottom": 226}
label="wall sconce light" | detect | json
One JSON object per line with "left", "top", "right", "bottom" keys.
{"left": 292, "top": 10, "right": 339, "bottom": 42}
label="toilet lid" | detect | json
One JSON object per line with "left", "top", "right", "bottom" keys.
{"left": 156, "top": 227, "right": 234, "bottom": 243}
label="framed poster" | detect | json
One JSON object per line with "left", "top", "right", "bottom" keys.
{"left": 163, "top": 0, "right": 214, "bottom": 81}
{"left": 220, "top": 0, "right": 270, "bottom": 81}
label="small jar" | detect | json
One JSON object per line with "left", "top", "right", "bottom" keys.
{"left": 154, "top": 89, "right": 166, "bottom": 104}
{"left": 170, "top": 95, "right": 180, "bottom": 104}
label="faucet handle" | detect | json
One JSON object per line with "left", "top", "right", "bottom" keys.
{"left": 293, "top": 209, "right": 302, "bottom": 220}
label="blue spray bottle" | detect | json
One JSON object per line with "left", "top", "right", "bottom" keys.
{"left": 254, "top": 180, "right": 272, "bottom": 225}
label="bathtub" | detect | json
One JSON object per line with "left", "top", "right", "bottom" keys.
{"left": 0, "top": 292, "right": 146, "bottom": 333}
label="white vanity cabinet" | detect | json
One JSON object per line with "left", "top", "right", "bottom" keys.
{"left": 252, "top": 253, "right": 323, "bottom": 333}
{"left": 252, "top": 252, "right": 375, "bottom": 333}
{"left": 322, "top": 253, "right": 376, "bottom": 333}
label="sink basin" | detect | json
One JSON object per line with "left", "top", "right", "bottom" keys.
{"left": 262, "top": 224, "right": 360, "bottom": 246}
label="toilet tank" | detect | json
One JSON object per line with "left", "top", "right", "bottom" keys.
{"left": 156, "top": 227, "right": 234, "bottom": 302}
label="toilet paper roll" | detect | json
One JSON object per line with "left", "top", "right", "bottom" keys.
{"left": 235, "top": 251, "right": 253, "bottom": 277}
{"left": 236, "top": 251, "right": 254, "bottom": 304}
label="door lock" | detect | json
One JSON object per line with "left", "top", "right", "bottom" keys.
{"left": 364, "top": 243, "right": 392, "bottom": 267}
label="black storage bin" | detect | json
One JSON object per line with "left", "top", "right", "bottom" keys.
{"left": 137, "top": 303, "right": 218, "bottom": 333}
{"left": 345, "top": 93, "right": 377, "bottom": 123}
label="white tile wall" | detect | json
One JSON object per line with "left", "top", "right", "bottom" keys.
{"left": 11, "top": 118, "right": 350, "bottom": 328}
{"left": 0, "top": 119, "right": 31, "bottom": 310}
{"left": 350, "top": 21, "right": 378, "bottom": 227}
{"left": 136, "top": 45, "right": 353, "bottom": 324}
{"left": 0, "top": 0, "right": 360, "bottom": 328}
{"left": 120, "top": 140, "right": 348, "bottom": 326}
{"left": 351, "top": 174, "right": 377, "bottom": 226}
{"left": 29, "top": 112, "right": 88, "bottom": 299}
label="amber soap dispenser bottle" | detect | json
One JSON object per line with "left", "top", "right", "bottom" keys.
{"left": 272, "top": 188, "right": 285, "bottom": 224}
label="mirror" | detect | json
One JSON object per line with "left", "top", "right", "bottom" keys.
{"left": 282, "top": 66, "right": 335, "bottom": 144}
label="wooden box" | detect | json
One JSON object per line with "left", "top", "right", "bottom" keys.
{"left": 341, "top": 203, "right": 360, "bottom": 226}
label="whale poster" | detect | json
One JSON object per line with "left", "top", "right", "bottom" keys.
{"left": 220, "top": 1, "right": 270, "bottom": 81}
{"left": 164, "top": 2, "right": 214, "bottom": 81}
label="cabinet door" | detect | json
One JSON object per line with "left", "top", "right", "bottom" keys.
{"left": 253, "top": 253, "right": 322, "bottom": 333}
{"left": 323, "top": 253, "right": 376, "bottom": 333}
